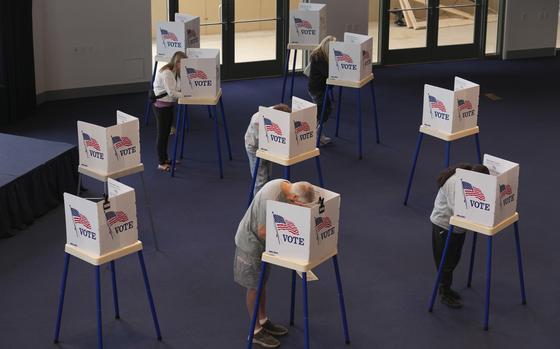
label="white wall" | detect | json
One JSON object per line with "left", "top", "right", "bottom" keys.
{"left": 32, "top": 0, "right": 152, "bottom": 96}
{"left": 320, "top": 0, "right": 369, "bottom": 40}
{"left": 503, "top": 0, "right": 559, "bottom": 58}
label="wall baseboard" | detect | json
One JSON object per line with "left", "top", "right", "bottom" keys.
{"left": 36, "top": 81, "right": 150, "bottom": 104}
{"left": 503, "top": 47, "right": 557, "bottom": 60}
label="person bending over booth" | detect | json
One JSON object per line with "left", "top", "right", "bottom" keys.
{"left": 307, "top": 35, "right": 336, "bottom": 146}
{"left": 152, "top": 51, "right": 186, "bottom": 172}
{"left": 234, "top": 179, "right": 316, "bottom": 348}
{"left": 430, "top": 163, "right": 490, "bottom": 309}
{"left": 245, "top": 104, "right": 291, "bottom": 196}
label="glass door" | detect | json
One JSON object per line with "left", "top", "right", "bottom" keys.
{"left": 381, "top": 0, "right": 484, "bottom": 64}
{"left": 177, "top": 0, "right": 286, "bottom": 79}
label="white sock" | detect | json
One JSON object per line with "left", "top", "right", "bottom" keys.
{"left": 259, "top": 317, "right": 269, "bottom": 325}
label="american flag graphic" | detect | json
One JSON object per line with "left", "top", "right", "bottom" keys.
{"left": 499, "top": 184, "right": 512, "bottom": 199}
{"left": 362, "top": 50, "right": 370, "bottom": 61}
{"left": 273, "top": 214, "right": 299, "bottom": 235}
{"left": 71, "top": 208, "right": 92, "bottom": 229}
{"left": 458, "top": 99, "right": 473, "bottom": 111}
{"left": 111, "top": 136, "right": 132, "bottom": 149}
{"left": 83, "top": 133, "right": 101, "bottom": 151}
{"left": 187, "top": 29, "right": 198, "bottom": 40}
{"left": 186, "top": 68, "right": 208, "bottom": 80}
{"left": 294, "top": 120, "right": 310, "bottom": 134}
{"left": 334, "top": 50, "right": 353, "bottom": 63}
{"left": 264, "top": 118, "right": 283, "bottom": 135}
{"left": 105, "top": 211, "right": 129, "bottom": 227}
{"left": 294, "top": 17, "right": 312, "bottom": 29}
{"left": 462, "top": 181, "right": 486, "bottom": 201}
{"left": 315, "top": 216, "right": 332, "bottom": 233}
{"left": 429, "top": 95, "right": 447, "bottom": 113}
{"left": 160, "top": 28, "right": 178, "bottom": 42}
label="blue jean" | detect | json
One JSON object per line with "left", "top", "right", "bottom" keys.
{"left": 247, "top": 147, "right": 272, "bottom": 195}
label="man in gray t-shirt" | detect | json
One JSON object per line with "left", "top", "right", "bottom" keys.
{"left": 234, "top": 179, "right": 316, "bottom": 348}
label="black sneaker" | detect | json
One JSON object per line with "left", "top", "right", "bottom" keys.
{"left": 252, "top": 329, "right": 280, "bottom": 348}
{"left": 261, "top": 319, "right": 288, "bottom": 336}
{"left": 440, "top": 294, "right": 463, "bottom": 309}
{"left": 439, "top": 286, "right": 462, "bottom": 300}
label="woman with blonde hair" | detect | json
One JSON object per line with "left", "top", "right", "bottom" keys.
{"left": 152, "top": 50, "right": 187, "bottom": 171}
{"left": 308, "top": 35, "right": 336, "bottom": 145}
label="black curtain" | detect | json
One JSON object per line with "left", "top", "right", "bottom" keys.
{"left": 0, "top": 0, "right": 36, "bottom": 126}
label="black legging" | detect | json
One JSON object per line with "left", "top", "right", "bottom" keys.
{"left": 432, "top": 223, "right": 466, "bottom": 290}
{"left": 152, "top": 105, "right": 174, "bottom": 165}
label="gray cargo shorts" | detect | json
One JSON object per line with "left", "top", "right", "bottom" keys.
{"left": 234, "top": 247, "right": 270, "bottom": 289}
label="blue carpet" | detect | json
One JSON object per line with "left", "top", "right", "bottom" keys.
{"left": 1, "top": 56, "right": 559, "bottom": 348}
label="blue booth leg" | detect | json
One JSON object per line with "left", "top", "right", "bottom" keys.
{"left": 369, "top": 80, "right": 380, "bottom": 144}
{"left": 247, "top": 262, "right": 268, "bottom": 349}
{"left": 219, "top": 98, "right": 233, "bottom": 160}
{"left": 290, "top": 270, "right": 296, "bottom": 326}
{"left": 289, "top": 50, "right": 298, "bottom": 101}
{"left": 356, "top": 87, "right": 363, "bottom": 159}
{"left": 484, "top": 236, "right": 493, "bottom": 331}
{"left": 403, "top": 133, "right": 424, "bottom": 205}
{"left": 467, "top": 232, "right": 477, "bottom": 287}
{"left": 429, "top": 225, "right": 455, "bottom": 312}
{"left": 53, "top": 253, "right": 70, "bottom": 343}
{"left": 144, "top": 62, "right": 158, "bottom": 126}
{"left": 315, "top": 156, "right": 325, "bottom": 187}
{"left": 281, "top": 49, "right": 291, "bottom": 103}
{"left": 138, "top": 251, "right": 162, "bottom": 340}
{"left": 333, "top": 256, "right": 351, "bottom": 344}
{"left": 95, "top": 266, "right": 103, "bottom": 349}
{"left": 284, "top": 166, "right": 291, "bottom": 181}
{"left": 475, "top": 133, "right": 482, "bottom": 164}
{"left": 180, "top": 105, "right": 187, "bottom": 159}
{"left": 110, "top": 261, "right": 120, "bottom": 319}
{"left": 210, "top": 105, "right": 224, "bottom": 179}
{"left": 316, "top": 85, "right": 331, "bottom": 147}
{"left": 335, "top": 87, "right": 343, "bottom": 137}
{"left": 444, "top": 141, "right": 451, "bottom": 168}
{"left": 247, "top": 157, "right": 261, "bottom": 207}
{"left": 170, "top": 106, "right": 183, "bottom": 177}
{"left": 302, "top": 272, "right": 310, "bottom": 349}
{"left": 513, "top": 222, "right": 527, "bottom": 304}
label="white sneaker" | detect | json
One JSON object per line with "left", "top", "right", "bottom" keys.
{"left": 170, "top": 126, "right": 176, "bottom": 136}
{"left": 320, "top": 134, "right": 332, "bottom": 146}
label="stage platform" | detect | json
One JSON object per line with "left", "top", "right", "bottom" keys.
{"left": 0, "top": 133, "right": 78, "bottom": 238}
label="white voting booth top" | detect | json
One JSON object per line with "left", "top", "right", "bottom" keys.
{"left": 156, "top": 21, "right": 187, "bottom": 57}
{"left": 174, "top": 13, "right": 200, "bottom": 48}
{"left": 78, "top": 111, "right": 142, "bottom": 181}
{"left": 422, "top": 77, "right": 480, "bottom": 135}
{"left": 265, "top": 185, "right": 340, "bottom": 269}
{"left": 289, "top": 3, "right": 327, "bottom": 46}
{"left": 258, "top": 96, "right": 318, "bottom": 161}
{"left": 64, "top": 179, "right": 139, "bottom": 258}
{"left": 454, "top": 154, "right": 519, "bottom": 227}
{"left": 329, "top": 32, "right": 373, "bottom": 84}
{"left": 180, "top": 48, "right": 220, "bottom": 99}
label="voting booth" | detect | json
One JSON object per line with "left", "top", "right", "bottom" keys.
{"left": 258, "top": 97, "right": 317, "bottom": 159}
{"left": 328, "top": 32, "right": 373, "bottom": 83}
{"left": 454, "top": 154, "right": 519, "bottom": 227}
{"left": 78, "top": 111, "right": 141, "bottom": 175}
{"left": 175, "top": 13, "right": 200, "bottom": 48}
{"left": 180, "top": 48, "right": 220, "bottom": 99}
{"left": 422, "top": 77, "right": 480, "bottom": 134}
{"left": 156, "top": 21, "right": 187, "bottom": 56}
{"left": 265, "top": 185, "right": 340, "bottom": 264}
{"left": 289, "top": 3, "right": 327, "bottom": 45}
{"left": 64, "top": 179, "right": 138, "bottom": 256}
